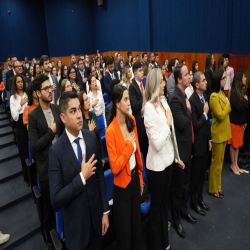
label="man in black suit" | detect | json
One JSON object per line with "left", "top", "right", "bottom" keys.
{"left": 76, "top": 58, "right": 87, "bottom": 92}
{"left": 95, "top": 59, "right": 105, "bottom": 93}
{"left": 49, "top": 91, "right": 109, "bottom": 250}
{"left": 148, "top": 52, "right": 156, "bottom": 69}
{"left": 24, "top": 57, "right": 31, "bottom": 69}
{"left": 170, "top": 64, "right": 196, "bottom": 238}
{"left": 28, "top": 74, "right": 62, "bottom": 247}
{"left": 129, "top": 62, "right": 148, "bottom": 161}
{"left": 6, "top": 55, "right": 17, "bottom": 85}
{"left": 7, "top": 61, "right": 30, "bottom": 94}
{"left": 189, "top": 72, "right": 211, "bottom": 215}
{"left": 141, "top": 52, "right": 148, "bottom": 67}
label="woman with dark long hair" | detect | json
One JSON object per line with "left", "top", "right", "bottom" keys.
{"left": 106, "top": 85, "right": 143, "bottom": 250}
{"left": 218, "top": 57, "right": 230, "bottom": 97}
{"left": 57, "top": 79, "right": 72, "bottom": 104}
{"left": 67, "top": 66, "right": 80, "bottom": 93}
{"left": 228, "top": 72, "right": 248, "bottom": 174}
{"left": 59, "top": 64, "right": 68, "bottom": 87}
{"left": 78, "top": 90, "right": 105, "bottom": 167}
{"left": 27, "top": 65, "right": 34, "bottom": 81}
{"left": 209, "top": 70, "right": 231, "bottom": 198}
{"left": 23, "top": 84, "right": 39, "bottom": 129}
{"left": 56, "top": 59, "right": 62, "bottom": 80}
{"left": 10, "top": 75, "right": 29, "bottom": 185}
{"left": 117, "top": 59, "right": 124, "bottom": 80}
{"left": 204, "top": 54, "right": 215, "bottom": 100}
{"left": 33, "top": 63, "right": 41, "bottom": 77}
{"left": 192, "top": 61, "right": 199, "bottom": 75}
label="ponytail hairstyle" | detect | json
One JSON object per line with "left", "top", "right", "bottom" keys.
{"left": 109, "top": 85, "right": 135, "bottom": 132}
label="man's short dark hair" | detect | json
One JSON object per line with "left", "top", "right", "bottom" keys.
{"left": 110, "top": 79, "right": 120, "bottom": 94}
{"left": 106, "top": 57, "right": 114, "bottom": 66}
{"left": 77, "top": 58, "right": 83, "bottom": 65}
{"left": 174, "top": 64, "right": 184, "bottom": 85}
{"left": 59, "top": 91, "right": 79, "bottom": 113}
{"left": 155, "top": 53, "right": 159, "bottom": 57}
{"left": 136, "top": 55, "right": 139, "bottom": 58}
{"left": 6, "top": 55, "right": 11, "bottom": 61}
{"left": 70, "top": 54, "right": 75, "bottom": 59}
{"left": 132, "top": 62, "right": 142, "bottom": 73}
{"left": 79, "top": 54, "right": 84, "bottom": 58}
{"left": 10, "top": 54, "right": 17, "bottom": 61}
{"left": 127, "top": 51, "right": 132, "bottom": 58}
{"left": 179, "top": 59, "right": 185, "bottom": 64}
{"left": 168, "top": 57, "right": 178, "bottom": 73}
{"left": 39, "top": 55, "right": 49, "bottom": 66}
{"left": 222, "top": 53, "right": 230, "bottom": 59}
{"left": 142, "top": 53, "right": 147, "bottom": 59}
{"left": 193, "top": 72, "right": 204, "bottom": 89}
{"left": 33, "top": 73, "right": 49, "bottom": 91}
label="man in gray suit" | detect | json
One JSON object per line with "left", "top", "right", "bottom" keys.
{"left": 40, "top": 55, "right": 60, "bottom": 103}
{"left": 166, "top": 57, "right": 179, "bottom": 100}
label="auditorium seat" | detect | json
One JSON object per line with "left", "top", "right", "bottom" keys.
{"left": 104, "top": 169, "right": 114, "bottom": 205}
{"left": 103, "top": 93, "right": 107, "bottom": 106}
{"left": 101, "top": 135, "right": 109, "bottom": 163}
{"left": 140, "top": 153, "right": 151, "bottom": 215}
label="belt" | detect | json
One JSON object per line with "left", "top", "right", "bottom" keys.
{"left": 131, "top": 166, "right": 137, "bottom": 176}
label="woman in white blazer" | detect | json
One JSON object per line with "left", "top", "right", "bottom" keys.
{"left": 142, "top": 68, "right": 185, "bottom": 250}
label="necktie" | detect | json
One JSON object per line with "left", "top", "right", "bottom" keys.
{"left": 140, "top": 83, "right": 144, "bottom": 96}
{"left": 74, "top": 138, "right": 82, "bottom": 165}
{"left": 201, "top": 96, "right": 205, "bottom": 106}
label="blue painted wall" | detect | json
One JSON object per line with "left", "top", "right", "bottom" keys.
{"left": 0, "top": 0, "right": 49, "bottom": 62}
{"left": 43, "top": 0, "right": 96, "bottom": 57}
{"left": 0, "top": 0, "right": 249, "bottom": 63}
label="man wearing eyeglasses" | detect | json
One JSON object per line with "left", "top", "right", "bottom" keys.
{"left": 6, "top": 60, "right": 30, "bottom": 104}
{"left": 28, "top": 73, "right": 64, "bottom": 248}
{"left": 76, "top": 58, "right": 87, "bottom": 92}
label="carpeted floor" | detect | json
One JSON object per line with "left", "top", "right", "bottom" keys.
{"left": 105, "top": 161, "right": 250, "bottom": 250}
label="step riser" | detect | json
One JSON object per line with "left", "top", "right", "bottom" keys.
{"left": 0, "top": 154, "right": 19, "bottom": 164}
{"left": 0, "top": 117, "right": 8, "bottom": 121}
{"left": 1, "top": 227, "right": 41, "bottom": 250}
{"left": 0, "top": 131, "right": 13, "bottom": 138}
{"left": 0, "top": 170, "right": 22, "bottom": 184}
{"left": 0, "top": 192, "right": 32, "bottom": 212}
{"left": 0, "top": 141, "right": 15, "bottom": 149}
{"left": 0, "top": 123, "right": 9, "bottom": 129}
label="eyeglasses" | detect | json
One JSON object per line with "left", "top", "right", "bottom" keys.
{"left": 15, "top": 65, "right": 22, "bottom": 68}
{"left": 64, "top": 68, "right": 68, "bottom": 71}
{"left": 40, "top": 85, "right": 53, "bottom": 92}
{"left": 70, "top": 71, "right": 76, "bottom": 74}
{"left": 91, "top": 70, "right": 96, "bottom": 73}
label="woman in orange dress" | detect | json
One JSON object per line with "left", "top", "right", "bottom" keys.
{"left": 228, "top": 72, "right": 248, "bottom": 175}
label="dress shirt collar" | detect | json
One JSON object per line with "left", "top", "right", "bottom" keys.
{"left": 176, "top": 85, "right": 186, "bottom": 97}
{"left": 65, "top": 128, "right": 83, "bottom": 144}
{"left": 135, "top": 79, "right": 143, "bottom": 89}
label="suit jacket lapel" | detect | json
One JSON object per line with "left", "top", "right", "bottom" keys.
{"left": 37, "top": 105, "right": 49, "bottom": 132}
{"left": 218, "top": 92, "right": 227, "bottom": 104}
{"left": 132, "top": 79, "right": 142, "bottom": 96}
{"left": 193, "top": 91, "right": 204, "bottom": 114}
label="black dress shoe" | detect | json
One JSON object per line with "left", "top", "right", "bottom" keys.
{"left": 191, "top": 205, "right": 206, "bottom": 216}
{"left": 182, "top": 213, "right": 197, "bottom": 224}
{"left": 199, "top": 201, "right": 210, "bottom": 211}
{"left": 173, "top": 223, "right": 186, "bottom": 238}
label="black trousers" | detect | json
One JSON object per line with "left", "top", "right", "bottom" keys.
{"left": 147, "top": 164, "right": 173, "bottom": 250}
{"left": 113, "top": 169, "right": 142, "bottom": 250}
{"left": 16, "top": 114, "right": 29, "bottom": 183}
{"left": 190, "top": 153, "right": 208, "bottom": 206}
{"left": 171, "top": 160, "right": 191, "bottom": 224}
{"left": 138, "top": 132, "right": 148, "bottom": 163}
{"left": 39, "top": 179, "right": 56, "bottom": 244}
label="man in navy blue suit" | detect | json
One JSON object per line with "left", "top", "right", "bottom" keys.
{"left": 49, "top": 91, "right": 109, "bottom": 250}
{"left": 104, "top": 57, "right": 118, "bottom": 104}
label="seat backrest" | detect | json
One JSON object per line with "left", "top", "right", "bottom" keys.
{"left": 56, "top": 209, "right": 64, "bottom": 240}
{"left": 209, "top": 119, "right": 212, "bottom": 127}
{"left": 104, "top": 169, "right": 114, "bottom": 201}
{"left": 28, "top": 141, "right": 35, "bottom": 164}
{"left": 141, "top": 153, "right": 150, "bottom": 191}
{"left": 103, "top": 93, "right": 107, "bottom": 103}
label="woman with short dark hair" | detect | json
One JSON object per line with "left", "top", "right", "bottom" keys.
{"left": 205, "top": 54, "right": 215, "bottom": 99}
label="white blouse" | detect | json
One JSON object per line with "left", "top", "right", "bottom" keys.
{"left": 10, "top": 93, "right": 28, "bottom": 122}
{"left": 185, "top": 85, "right": 194, "bottom": 99}
{"left": 125, "top": 140, "right": 136, "bottom": 170}
{"left": 86, "top": 78, "right": 102, "bottom": 94}
{"left": 144, "top": 97, "right": 180, "bottom": 171}
{"left": 88, "top": 91, "right": 107, "bottom": 127}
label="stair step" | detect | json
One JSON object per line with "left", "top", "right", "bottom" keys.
{"left": 0, "top": 175, "right": 32, "bottom": 210}
{"left": 0, "top": 144, "right": 19, "bottom": 163}
{"left": 0, "top": 158, "right": 22, "bottom": 183}
{"left": 0, "top": 134, "right": 15, "bottom": 148}
{"left": 0, "top": 110, "right": 5, "bottom": 115}
{"left": 0, "top": 119, "right": 9, "bottom": 128}
{"left": 0, "top": 113, "right": 7, "bottom": 121}
{"left": 0, "top": 126, "right": 13, "bottom": 138}
{"left": 0, "top": 197, "right": 40, "bottom": 250}
{"left": 11, "top": 232, "right": 46, "bottom": 250}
